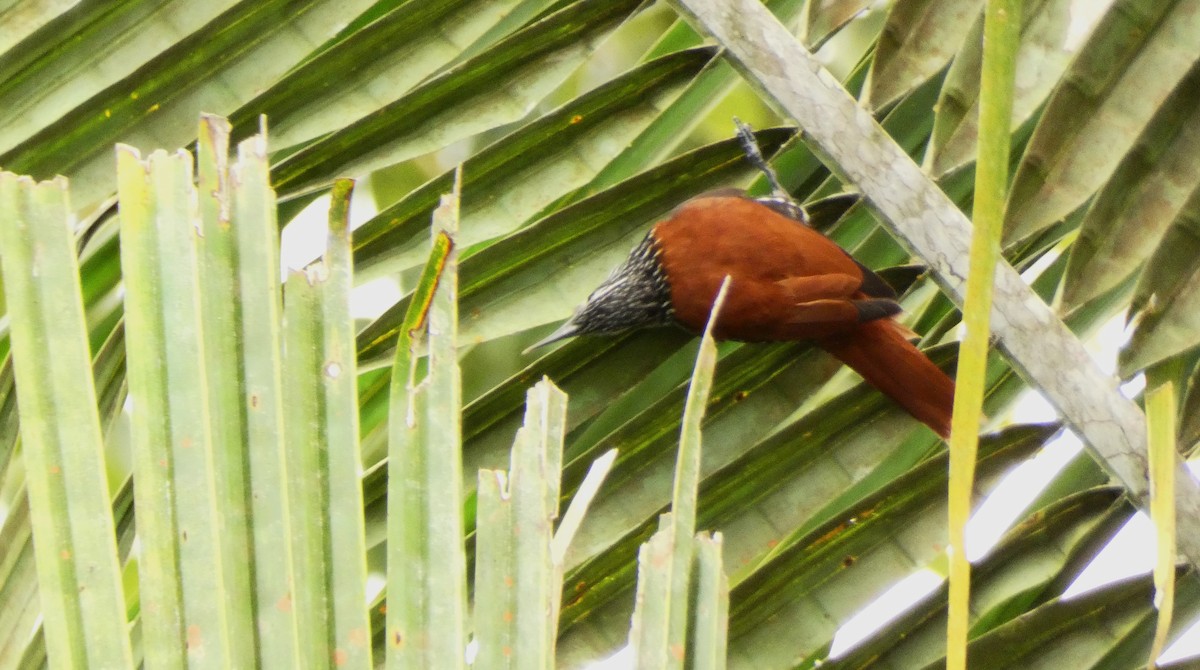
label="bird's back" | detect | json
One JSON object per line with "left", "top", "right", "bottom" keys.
{"left": 655, "top": 194, "right": 878, "bottom": 341}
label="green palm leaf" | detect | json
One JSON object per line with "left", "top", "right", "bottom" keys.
{"left": 3, "top": 0, "right": 1200, "bottom": 667}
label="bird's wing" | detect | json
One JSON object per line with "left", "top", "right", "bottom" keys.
{"left": 774, "top": 273, "right": 860, "bottom": 300}
{"left": 849, "top": 257, "right": 899, "bottom": 300}
{"left": 774, "top": 274, "right": 902, "bottom": 326}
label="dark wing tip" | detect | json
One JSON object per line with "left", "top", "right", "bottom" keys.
{"left": 854, "top": 298, "right": 903, "bottom": 323}
{"left": 853, "top": 258, "right": 899, "bottom": 300}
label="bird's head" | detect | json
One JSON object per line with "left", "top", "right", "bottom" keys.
{"left": 524, "top": 232, "right": 675, "bottom": 353}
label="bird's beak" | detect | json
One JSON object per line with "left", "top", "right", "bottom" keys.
{"left": 522, "top": 318, "right": 582, "bottom": 355}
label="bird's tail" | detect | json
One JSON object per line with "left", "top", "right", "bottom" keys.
{"left": 817, "top": 319, "right": 955, "bottom": 438}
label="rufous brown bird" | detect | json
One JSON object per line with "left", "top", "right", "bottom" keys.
{"left": 528, "top": 189, "right": 956, "bottom": 438}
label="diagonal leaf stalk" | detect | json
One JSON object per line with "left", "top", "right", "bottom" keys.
{"left": 666, "top": 0, "right": 1200, "bottom": 570}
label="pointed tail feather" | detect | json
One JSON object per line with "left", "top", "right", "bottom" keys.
{"left": 817, "top": 320, "right": 955, "bottom": 438}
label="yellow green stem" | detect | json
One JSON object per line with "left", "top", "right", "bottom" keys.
{"left": 947, "top": 1, "right": 1021, "bottom": 668}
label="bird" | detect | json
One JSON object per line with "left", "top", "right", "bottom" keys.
{"left": 526, "top": 189, "right": 956, "bottom": 438}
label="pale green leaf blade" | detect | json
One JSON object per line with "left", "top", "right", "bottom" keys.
{"left": 351, "top": 46, "right": 719, "bottom": 279}
{"left": 864, "top": 0, "right": 985, "bottom": 111}
{"left": 0, "top": 172, "right": 133, "bottom": 667}
{"left": 587, "top": 0, "right": 808, "bottom": 196}
{"left": 628, "top": 279, "right": 728, "bottom": 669}
{"left": 270, "top": 0, "right": 646, "bottom": 197}
{"left": 229, "top": 133, "right": 302, "bottom": 663}
{"left": 628, "top": 520, "right": 676, "bottom": 670}
{"left": 321, "top": 181, "right": 374, "bottom": 668}
{"left": 474, "top": 379, "right": 569, "bottom": 669}
{"left": 552, "top": 449, "right": 619, "bottom": 566}
{"left": 674, "top": 278, "right": 729, "bottom": 543}
{"left": 2, "top": 0, "right": 383, "bottom": 208}
{"left": 822, "top": 487, "right": 1127, "bottom": 668}
{"left": 144, "top": 147, "right": 234, "bottom": 668}
{"left": 120, "top": 147, "right": 237, "bottom": 667}
{"left": 280, "top": 194, "right": 374, "bottom": 667}
{"left": 235, "top": 0, "right": 543, "bottom": 149}
{"left": 803, "top": 0, "right": 873, "bottom": 49}
{"left": 0, "top": 0, "right": 221, "bottom": 155}
{"left": 510, "top": 381, "right": 567, "bottom": 666}
{"left": 1146, "top": 380, "right": 1177, "bottom": 669}
{"left": 194, "top": 113, "right": 257, "bottom": 662}
{"left": 926, "top": 0, "right": 1075, "bottom": 177}
{"left": 0, "top": 0, "right": 82, "bottom": 54}
{"left": 1004, "top": 0, "right": 1200, "bottom": 245}
{"left": 283, "top": 252, "right": 329, "bottom": 664}
{"left": 0, "top": 495, "right": 39, "bottom": 666}
{"left": 386, "top": 179, "right": 467, "bottom": 670}
{"left": 689, "top": 533, "right": 728, "bottom": 670}
{"left": 473, "top": 468, "right": 516, "bottom": 670}
{"left": 116, "top": 145, "right": 187, "bottom": 667}
{"left": 932, "top": 574, "right": 1200, "bottom": 669}
{"left": 281, "top": 182, "right": 372, "bottom": 666}
{"left": 1062, "top": 60, "right": 1200, "bottom": 308}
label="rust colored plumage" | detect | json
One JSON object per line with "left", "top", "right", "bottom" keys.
{"left": 530, "top": 191, "right": 955, "bottom": 437}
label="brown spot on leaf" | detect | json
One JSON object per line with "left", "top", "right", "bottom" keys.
{"left": 187, "top": 624, "right": 203, "bottom": 650}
